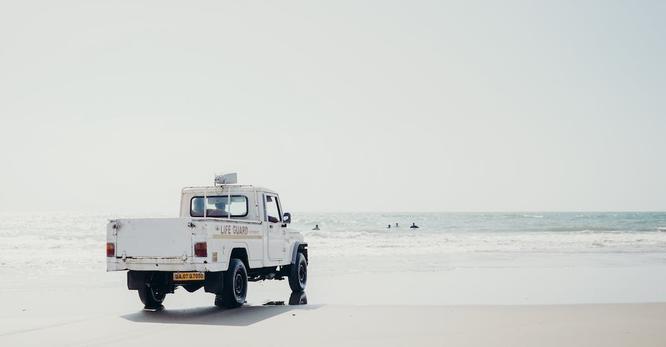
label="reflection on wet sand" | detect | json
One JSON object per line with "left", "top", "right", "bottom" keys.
{"left": 289, "top": 291, "right": 307, "bottom": 305}
{"left": 262, "top": 291, "right": 308, "bottom": 306}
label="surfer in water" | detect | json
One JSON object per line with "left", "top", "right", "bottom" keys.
{"left": 387, "top": 224, "right": 391, "bottom": 229}
{"left": 410, "top": 222, "right": 419, "bottom": 229}
{"left": 395, "top": 222, "right": 399, "bottom": 228}
{"left": 312, "top": 224, "right": 320, "bottom": 231}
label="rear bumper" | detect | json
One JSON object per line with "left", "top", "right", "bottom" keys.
{"left": 127, "top": 270, "right": 223, "bottom": 294}
{"left": 107, "top": 257, "right": 223, "bottom": 272}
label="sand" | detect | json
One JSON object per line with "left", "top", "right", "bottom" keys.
{"left": 1, "top": 270, "right": 665, "bottom": 347}
{"left": 4, "top": 303, "right": 666, "bottom": 347}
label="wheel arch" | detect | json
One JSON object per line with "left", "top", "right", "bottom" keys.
{"left": 291, "top": 242, "right": 308, "bottom": 265}
{"left": 228, "top": 247, "right": 250, "bottom": 270}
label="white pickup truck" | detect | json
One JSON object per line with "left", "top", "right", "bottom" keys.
{"left": 106, "top": 174, "right": 308, "bottom": 310}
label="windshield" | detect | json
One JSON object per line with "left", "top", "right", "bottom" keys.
{"left": 190, "top": 195, "right": 248, "bottom": 218}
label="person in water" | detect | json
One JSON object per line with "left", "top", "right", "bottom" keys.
{"left": 312, "top": 224, "right": 320, "bottom": 230}
{"left": 387, "top": 224, "right": 391, "bottom": 229}
{"left": 410, "top": 222, "right": 419, "bottom": 229}
{"left": 395, "top": 222, "right": 399, "bottom": 228}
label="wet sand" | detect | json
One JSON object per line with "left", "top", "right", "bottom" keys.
{"left": 1, "top": 270, "right": 665, "bottom": 346}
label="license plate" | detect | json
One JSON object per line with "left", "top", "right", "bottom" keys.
{"left": 173, "top": 272, "right": 205, "bottom": 281}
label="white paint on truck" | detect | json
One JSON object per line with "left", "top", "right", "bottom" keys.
{"left": 106, "top": 174, "right": 308, "bottom": 309}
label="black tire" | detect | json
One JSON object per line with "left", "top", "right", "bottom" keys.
{"left": 215, "top": 258, "right": 248, "bottom": 309}
{"left": 288, "top": 253, "right": 307, "bottom": 292}
{"left": 138, "top": 284, "right": 166, "bottom": 309}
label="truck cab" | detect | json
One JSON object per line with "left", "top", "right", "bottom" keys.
{"left": 106, "top": 174, "right": 308, "bottom": 310}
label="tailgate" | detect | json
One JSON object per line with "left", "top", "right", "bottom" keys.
{"left": 115, "top": 218, "right": 193, "bottom": 258}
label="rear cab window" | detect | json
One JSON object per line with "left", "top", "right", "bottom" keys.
{"left": 190, "top": 195, "right": 248, "bottom": 218}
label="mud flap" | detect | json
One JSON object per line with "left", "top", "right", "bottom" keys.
{"left": 127, "top": 271, "right": 147, "bottom": 290}
{"left": 127, "top": 271, "right": 173, "bottom": 291}
{"left": 204, "top": 271, "right": 224, "bottom": 294}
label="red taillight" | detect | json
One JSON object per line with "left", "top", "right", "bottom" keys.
{"left": 194, "top": 242, "right": 207, "bottom": 257}
{"left": 106, "top": 242, "right": 115, "bottom": 257}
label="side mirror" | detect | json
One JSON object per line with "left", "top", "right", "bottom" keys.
{"left": 283, "top": 212, "right": 292, "bottom": 224}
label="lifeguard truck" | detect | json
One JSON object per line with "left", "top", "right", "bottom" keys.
{"left": 106, "top": 173, "right": 308, "bottom": 310}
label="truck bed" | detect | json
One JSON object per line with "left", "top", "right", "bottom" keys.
{"left": 107, "top": 217, "right": 274, "bottom": 272}
{"left": 113, "top": 218, "right": 195, "bottom": 258}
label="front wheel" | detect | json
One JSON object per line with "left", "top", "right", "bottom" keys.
{"left": 138, "top": 285, "right": 166, "bottom": 310}
{"left": 288, "top": 253, "right": 307, "bottom": 292}
{"left": 215, "top": 258, "right": 248, "bottom": 309}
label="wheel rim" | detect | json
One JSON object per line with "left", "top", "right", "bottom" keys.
{"left": 234, "top": 272, "right": 244, "bottom": 297}
{"left": 150, "top": 286, "right": 166, "bottom": 302}
{"left": 298, "top": 261, "right": 307, "bottom": 286}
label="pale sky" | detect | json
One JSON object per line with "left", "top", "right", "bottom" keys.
{"left": 1, "top": 0, "right": 665, "bottom": 214}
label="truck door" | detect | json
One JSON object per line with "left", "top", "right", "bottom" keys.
{"left": 264, "top": 193, "right": 286, "bottom": 261}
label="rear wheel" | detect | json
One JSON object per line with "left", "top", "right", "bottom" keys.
{"left": 138, "top": 285, "right": 166, "bottom": 310}
{"left": 215, "top": 258, "right": 247, "bottom": 309}
{"left": 288, "top": 253, "right": 307, "bottom": 292}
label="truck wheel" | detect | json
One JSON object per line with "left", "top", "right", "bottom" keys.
{"left": 215, "top": 258, "right": 247, "bottom": 309}
{"left": 288, "top": 253, "right": 307, "bottom": 292}
{"left": 138, "top": 285, "right": 166, "bottom": 310}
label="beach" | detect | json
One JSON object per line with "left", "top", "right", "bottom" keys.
{"left": 1, "top": 271, "right": 665, "bottom": 346}
{"left": 1, "top": 212, "right": 665, "bottom": 346}
{"left": 3, "top": 0, "right": 666, "bottom": 344}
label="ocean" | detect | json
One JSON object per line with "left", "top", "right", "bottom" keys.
{"left": 1, "top": 211, "right": 665, "bottom": 276}
{"left": 1, "top": 211, "right": 666, "bottom": 304}
{"left": 295, "top": 212, "right": 666, "bottom": 253}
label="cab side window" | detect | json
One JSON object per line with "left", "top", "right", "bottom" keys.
{"left": 265, "top": 195, "right": 282, "bottom": 223}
